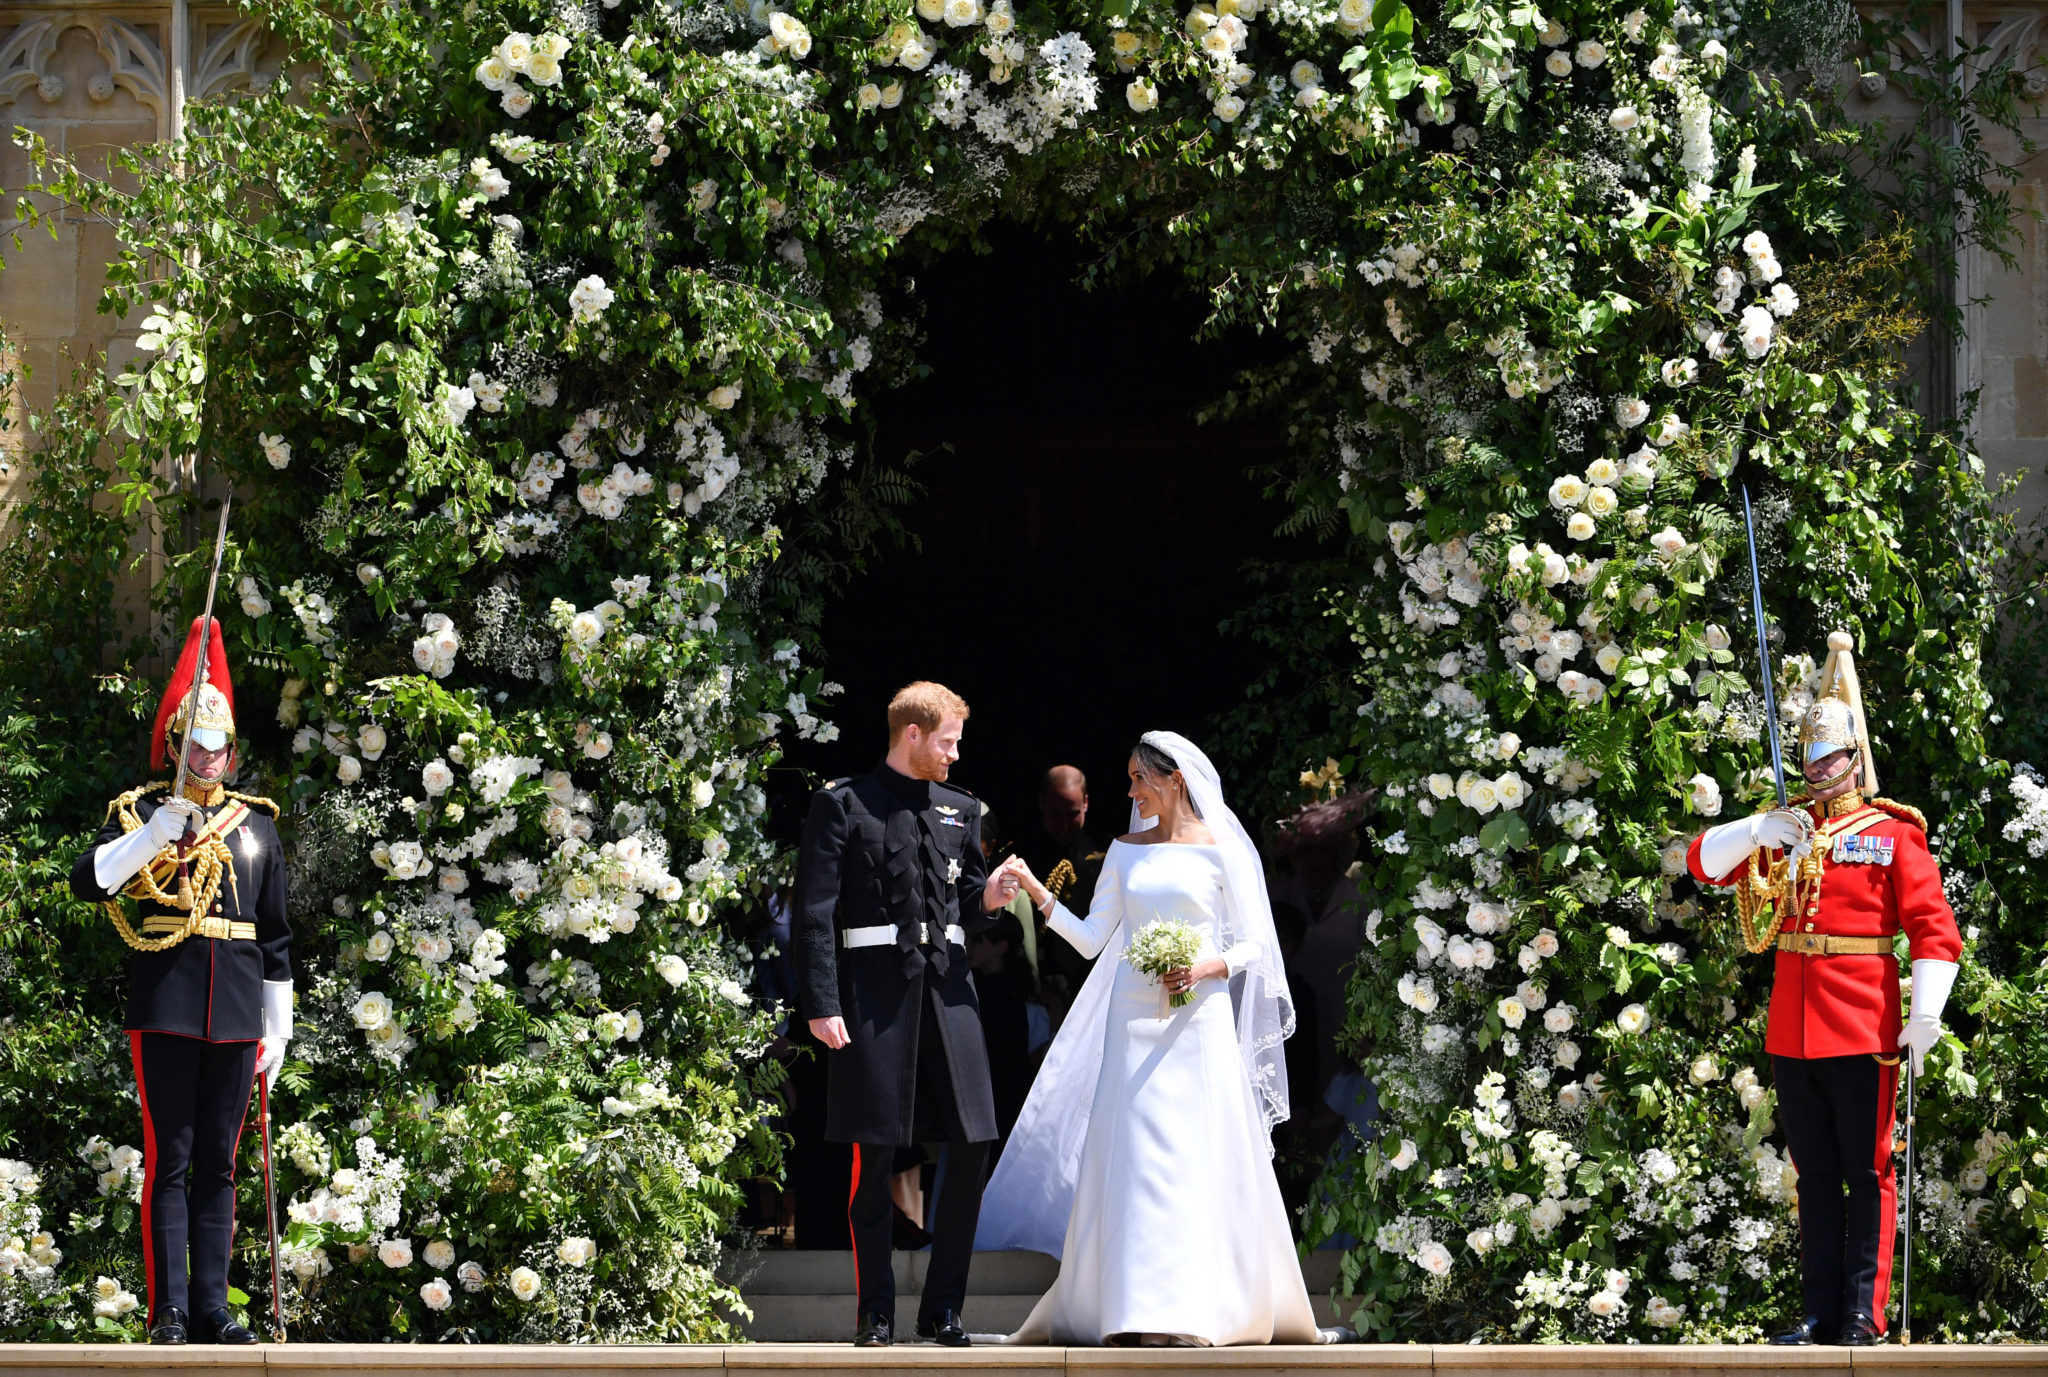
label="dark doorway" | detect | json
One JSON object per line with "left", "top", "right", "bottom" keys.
{"left": 780, "top": 223, "right": 1296, "bottom": 843}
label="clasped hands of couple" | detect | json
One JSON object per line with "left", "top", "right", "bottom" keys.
{"left": 805, "top": 855, "right": 1224, "bottom": 1053}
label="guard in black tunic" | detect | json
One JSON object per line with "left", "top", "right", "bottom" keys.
{"left": 793, "top": 681, "right": 1020, "bottom": 1347}
{"left": 69, "top": 617, "right": 293, "bottom": 1346}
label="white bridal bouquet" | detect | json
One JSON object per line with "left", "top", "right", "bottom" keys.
{"left": 1123, "top": 918, "right": 1206, "bottom": 1010}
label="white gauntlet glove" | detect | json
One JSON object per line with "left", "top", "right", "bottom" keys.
{"left": 92, "top": 797, "right": 197, "bottom": 893}
{"left": 1694, "top": 809, "right": 1810, "bottom": 881}
{"left": 256, "top": 980, "right": 293, "bottom": 1091}
{"left": 1897, "top": 959, "right": 1959, "bottom": 1076}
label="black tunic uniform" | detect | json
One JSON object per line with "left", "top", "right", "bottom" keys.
{"left": 792, "top": 763, "right": 998, "bottom": 1328}
{"left": 70, "top": 782, "right": 292, "bottom": 1324}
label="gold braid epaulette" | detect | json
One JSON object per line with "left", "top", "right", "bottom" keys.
{"left": 102, "top": 782, "right": 243, "bottom": 954}
{"left": 227, "top": 789, "right": 280, "bottom": 819}
{"left": 1868, "top": 797, "right": 1928, "bottom": 832}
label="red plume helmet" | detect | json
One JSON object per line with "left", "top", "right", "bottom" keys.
{"left": 151, "top": 616, "right": 237, "bottom": 771}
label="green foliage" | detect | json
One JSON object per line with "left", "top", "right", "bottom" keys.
{"left": 0, "top": 0, "right": 2040, "bottom": 1345}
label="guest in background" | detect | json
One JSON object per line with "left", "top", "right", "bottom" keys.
{"left": 1017, "top": 765, "right": 1105, "bottom": 1013}
{"left": 1268, "top": 791, "right": 1376, "bottom": 1107}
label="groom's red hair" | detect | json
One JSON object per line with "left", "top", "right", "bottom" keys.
{"left": 888, "top": 681, "right": 969, "bottom": 742}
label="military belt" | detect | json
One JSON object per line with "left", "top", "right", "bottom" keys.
{"left": 1777, "top": 932, "right": 1892, "bottom": 956}
{"left": 842, "top": 922, "right": 965, "bottom": 951}
{"left": 140, "top": 915, "right": 257, "bottom": 942}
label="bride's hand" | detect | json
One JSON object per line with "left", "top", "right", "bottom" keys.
{"left": 1162, "top": 958, "right": 1228, "bottom": 995}
{"left": 1000, "top": 856, "right": 1052, "bottom": 911}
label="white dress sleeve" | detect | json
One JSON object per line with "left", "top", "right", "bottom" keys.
{"left": 1221, "top": 940, "right": 1262, "bottom": 976}
{"left": 1048, "top": 846, "right": 1123, "bottom": 960}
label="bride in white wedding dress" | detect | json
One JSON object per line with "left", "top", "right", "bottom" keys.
{"left": 976, "top": 731, "right": 1331, "bottom": 1347}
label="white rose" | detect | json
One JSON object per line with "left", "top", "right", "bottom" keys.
{"left": 1498, "top": 996, "right": 1528, "bottom": 1029}
{"left": 1583, "top": 485, "right": 1619, "bottom": 518}
{"left": 1566, "top": 513, "right": 1597, "bottom": 541}
{"left": 1214, "top": 93, "right": 1245, "bottom": 121}
{"left": 1576, "top": 38, "right": 1607, "bottom": 66}
{"left": 509, "top": 1265, "right": 543, "bottom": 1301}
{"left": 378, "top": 1237, "right": 414, "bottom": 1269}
{"left": 1389, "top": 1138, "right": 1418, "bottom": 1170}
{"left": 1689, "top": 1055, "right": 1721, "bottom": 1084}
{"left": 1703, "top": 623, "right": 1731, "bottom": 651}
{"left": 557, "top": 1235, "right": 597, "bottom": 1267}
{"left": 656, "top": 954, "right": 689, "bottom": 987}
{"left": 420, "top": 1277, "right": 453, "bottom": 1310}
{"left": 1554, "top": 1038, "right": 1582, "bottom": 1068}
{"left": 1547, "top": 474, "right": 1588, "bottom": 509}
{"left": 500, "top": 85, "right": 534, "bottom": 118}
{"left": 424, "top": 1240, "right": 456, "bottom": 1270}
{"left": 1426, "top": 773, "right": 1455, "bottom": 800}
{"left": 1614, "top": 395, "right": 1648, "bottom": 427}
{"left": 1417, "top": 1240, "right": 1454, "bottom": 1276}
{"left": 357, "top": 723, "right": 388, "bottom": 760}
{"left": 422, "top": 759, "right": 455, "bottom": 796}
{"left": 1650, "top": 525, "right": 1687, "bottom": 557}
{"left": 351, "top": 991, "right": 393, "bottom": 1030}
{"left": 458, "top": 1260, "right": 488, "bottom": 1292}
{"left": 1688, "top": 771, "right": 1724, "bottom": 817}
{"left": 1616, "top": 1003, "right": 1649, "bottom": 1034}
{"left": 585, "top": 731, "right": 613, "bottom": 760}
{"left": 1494, "top": 772, "right": 1527, "bottom": 809}
{"left": 1126, "top": 79, "right": 1158, "bottom": 112}
{"left": 1594, "top": 643, "right": 1625, "bottom": 674}
{"left": 1544, "top": 1005, "right": 1574, "bottom": 1033}
{"left": 1545, "top": 50, "right": 1573, "bottom": 76}
{"left": 337, "top": 755, "right": 362, "bottom": 784}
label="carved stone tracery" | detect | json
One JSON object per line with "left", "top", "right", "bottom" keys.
{"left": 0, "top": 11, "right": 167, "bottom": 115}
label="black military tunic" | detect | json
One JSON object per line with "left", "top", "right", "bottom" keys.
{"left": 793, "top": 763, "right": 999, "bottom": 1146}
{"left": 71, "top": 784, "right": 292, "bottom": 1040}
{"left": 70, "top": 780, "right": 292, "bottom": 1326}
{"left": 792, "top": 762, "right": 998, "bottom": 1331}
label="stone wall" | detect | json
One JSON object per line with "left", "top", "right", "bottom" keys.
{"left": 0, "top": 1, "right": 2041, "bottom": 553}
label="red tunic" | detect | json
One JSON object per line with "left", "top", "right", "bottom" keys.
{"left": 1688, "top": 801, "right": 1961, "bottom": 1060}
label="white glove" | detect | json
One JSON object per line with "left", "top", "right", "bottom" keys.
{"left": 1694, "top": 809, "right": 1809, "bottom": 881}
{"left": 148, "top": 797, "right": 198, "bottom": 846}
{"left": 256, "top": 980, "right": 293, "bottom": 1091}
{"left": 92, "top": 798, "right": 198, "bottom": 894}
{"left": 1897, "top": 958, "right": 1959, "bottom": 1076}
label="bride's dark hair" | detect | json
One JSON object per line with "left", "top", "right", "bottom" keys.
{"left": 1132, "top": 738, "right": 1201, "bottom": 817}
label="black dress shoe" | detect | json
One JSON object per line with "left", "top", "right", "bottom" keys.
{"left": 148, "top": 1306, "right": 189, "bottom": 1345}
{"left": 196, "top": 1307, "right": 259, "bottom": 1345}
{"left": 1839, "top": 1312, "right": 1884, "bottom": 1346}
{"left": 1768, "top": 1315, "right": 1828, "bottom": 1345}
{"left": 854, "top": 1311, "right": 893, "bottom": 1346}
{"left": 917, "top": 1308, "right": 970, "bottom": 1346}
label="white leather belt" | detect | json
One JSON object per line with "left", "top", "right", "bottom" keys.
{"left": 842, "top": 922, "right": 965, "bottom": 950}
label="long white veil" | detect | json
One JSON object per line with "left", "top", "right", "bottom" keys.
{"left": 975, "top": 730, "right": 1295, "bottom": 1257}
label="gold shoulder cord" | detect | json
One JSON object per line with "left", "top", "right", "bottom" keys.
{"left": 1043, "top": 859, "right": 1077, "bottom": 904}
{"left": 102, "top": 783, "right": 243, "bottom": 953}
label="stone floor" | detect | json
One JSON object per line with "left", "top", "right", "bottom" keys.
{"left": 3, "top": 1339, "right": 2047, "bottom": 1376}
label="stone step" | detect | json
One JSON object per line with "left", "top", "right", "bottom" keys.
{"left": 4, "top": 1340, "right": 2047, "bottom": 1374}
{"left": 725, "top": 1252, "right": 1352, "bottom": 1342}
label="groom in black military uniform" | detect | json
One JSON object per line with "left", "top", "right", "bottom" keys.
{"left": 793, "top": 681, "right": 1020, "bottom": 1347}
{"left": 69, "top": 616, "right": 293, "bottom": 1345}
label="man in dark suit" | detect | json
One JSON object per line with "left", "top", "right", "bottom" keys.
{"left": 69, "top": 617, "right": 292, "bottom": 1346}
{"left": 792, "top": 681, "right": 1020, "bottom": 1347}
{"left": 1016, "top": 764, "right": 1104, "bottom": 1009}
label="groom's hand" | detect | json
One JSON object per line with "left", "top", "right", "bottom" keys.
{"left": 982, "top": 857, "right": 1024, "bottom": 913}
{"left": 809, "top": 1016, "right": 850, "bottom": 1049}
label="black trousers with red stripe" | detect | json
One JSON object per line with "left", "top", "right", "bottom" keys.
{"left": 1774, "top": 1053, "right": 1898, "bottom": 1333}
{"left": 130, "top": 1032, "right": 258, "bottom": 1322}
{"left": 847, "top": 990, "right": 991, "bottom": 1327}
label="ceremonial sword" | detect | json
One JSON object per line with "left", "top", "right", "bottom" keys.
{"left": 1740, "top": 486, "right": 1788, "bottom": 810}
{"left": 168, "top": 486, "right": 236, "bottom": 806}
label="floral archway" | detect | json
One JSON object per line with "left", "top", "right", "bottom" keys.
{"left": 4, "top": 0, "right": 2047, "bottom": 1345}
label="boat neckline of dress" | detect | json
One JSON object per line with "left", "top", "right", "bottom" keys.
{"left": 1109, "top": 837, "right": 1222, "bottom": 849}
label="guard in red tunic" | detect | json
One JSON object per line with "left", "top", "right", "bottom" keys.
{"left": 69, "top": 618, "right": 293, "bottom": 1345}
{"left": 1688, "top": 631, "right": 1960, "bottom": 1346}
